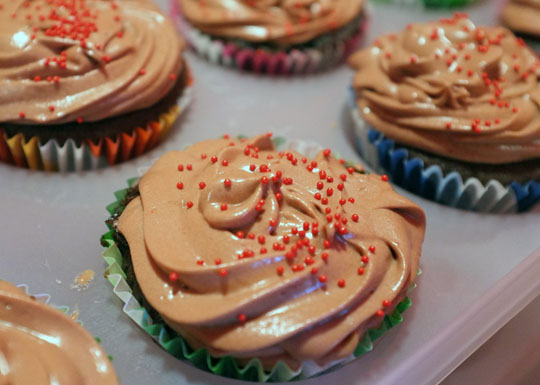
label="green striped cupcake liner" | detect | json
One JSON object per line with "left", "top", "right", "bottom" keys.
{"left": 100, "top": 137, "right": 417, "bottom": 382}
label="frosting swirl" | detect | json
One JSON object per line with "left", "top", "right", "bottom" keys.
{"left": 0, "top": 0, "right": 185, "bottom": 125}
{"left": 118, "top": 135, "right": 425, "bottom": 368}
{"left": 0, "top": 281, "right": 119, "bottom": 385}
{"left": 349, "top": 14, "right": 540, "bottom": 164}
{"left": 178, "top": 0, "right": 365, "bottom": 46}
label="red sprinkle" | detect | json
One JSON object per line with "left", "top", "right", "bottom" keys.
{"left": 357, "top": 267, "right": 365, "bottom": 275}
{"left": 237, "top": 313, "right": 246, "bottom": 322}
{"left": 337, "top": 279, "right": 346, "bottom": 288}
{"left": 369, "top": 245, "right": 376, "bottom": 253}
{"left": 318, "top": 274, "right": 328, "bottom": 283}
{"left": 381, "top": 174, "right": 389, "bottom": 182}
{"left": 224, "top": 178, "right": 232, "bottom": 187}
{"left": 199, "top": 182, "right": 206, "bottom": 189}
{"left": 176, "top": 182, "right": 183, "bottom": 190}
{"left": 220, "top": 203, "right": 228, "bottom": 211}
{"left": 383, "top": 300, "right": 392, "bottom": 307}
{"left": 277, "top": 266, "right": 284, "bottom": 275}
{"left": 169, "top": 272, "right": 178, "bottom": 282}
{"left": 219, "top": 268, "right": 228, "bottom": 277}
{"left": 376, "top": 310, "right": 385, "bottom": 317}
{"left": 352, "top": 214, "right": 359, "bottom": 222}
{"left": 186, "top": 201, "right": 193, "bottom": 208}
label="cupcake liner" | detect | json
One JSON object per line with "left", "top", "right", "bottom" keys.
{"left": 348, "top": 88, "right": 540, "bottom": 213}
{"left": 170, "top": 0, "right": 366, "bottom": 75}
{"left": 101, "top": 137, "right": 416, "bottom": 382}
{"left": 0, "top": 80, "right": 193, "bottom": 172}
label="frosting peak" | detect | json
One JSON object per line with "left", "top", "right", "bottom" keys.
{"left": 349, "top": 14, "right": 540, "bottom": 164}
{"left": 118, "top": 135, "right": 425, "bottom": 368}
{"left": 0, "top": 0, "right": 185, "bottom": 124}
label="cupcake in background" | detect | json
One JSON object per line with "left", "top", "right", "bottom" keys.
{"left": 0, "top": 0, "right": 192, "bottom": 172}
{"left": 348, "top": 14, "right": 540, "bottom": 213}
{"left": 501, "top": 0, "right": 540, "bottom": 43}
{"left": 170, "top": 0, "right": 366, "bottom": 74}
{"left": 0, "top": 280, "right": 119, "bottom": 385}
{"left": 102, "top": 134, "right": 425, "bottom": 381}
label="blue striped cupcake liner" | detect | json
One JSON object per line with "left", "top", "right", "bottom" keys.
{"left": 348, "top": 88, "right": 540, "bottom": 213}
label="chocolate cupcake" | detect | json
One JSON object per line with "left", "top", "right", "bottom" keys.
{"left": 0, "top": 280, "right": 119, "bottom": 384}
{"left": 170, "top": 0, "right": 366, "bottom": 74}
{"left": 0, "top": 0, "right": 192, "bottom": 171}
{"left": 102, "top": 134, "right": 425, "bottom": 381}
{"left": 348, "top": 14, "right": 540, "bottom": 212}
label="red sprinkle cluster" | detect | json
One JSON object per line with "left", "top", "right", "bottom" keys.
{"left": 169, "top": 136, "right": 396, "bottom": 323}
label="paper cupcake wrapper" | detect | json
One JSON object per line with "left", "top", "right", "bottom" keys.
{"left": 0, "top": 82, "right": 193, "bottom": 172}
{"left": 101, "top": 137, "right": 416, "bottom": 382}
{"left": 348, "top": 88, "right": 540, "bottom": 213}
{"left": 170, "top": 0, "right": 365, "bottom": 75}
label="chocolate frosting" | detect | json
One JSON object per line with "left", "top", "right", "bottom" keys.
{"left": 118, "top": 135, "right": 425, "bottom": 368}
{"left": 501, "top": 0, "right": 540, "bottom": 37}
{"left": 178, "top": 0, "right": 365, "bottom": 46}
{"left": 349, "top": 14, "right": 540, "bottom": 164}
{"left": 0, "top": 0, "right": 185, "bottom": 125}
{"left": 0, "top": 281, "right": 119, "bottom": 385}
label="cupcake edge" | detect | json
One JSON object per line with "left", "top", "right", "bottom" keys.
{"left": 169, "top": 0, "right": 367, "bottom": 75}
{"left": 100, "top": 137, "right": 417, "bottom": 382}
{"left": 0, "top": 73, "right": 193, "bottom": 172}
{"left": 347, "top": 88, "right": 540, "bottom": 213}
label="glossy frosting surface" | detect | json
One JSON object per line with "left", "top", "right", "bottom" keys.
{"left": 118, "top": 135, "right": 425, "bottom": 368}
{"left": 0, "top": 0, "right": 185, "bottom": 125}
{"left": 349, "top": 14, "right": 540, "bottom": 164}
{"left": 178, "top": 0, "right": 365, "bottom": 45}
{"left": 0, "top": 281, "right": 119, "bottom": 385}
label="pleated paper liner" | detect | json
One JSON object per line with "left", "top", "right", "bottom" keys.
{"left": 101, "top": 137, "right": 417, "bottom": 382}
{"left": 170, "top": 0, "right": 366, "bottom": 75}
{"left": 0, "top": 79, "right": 193, "bottom": 172}
{"left": 348, "top": 88, "right": 540, "bottom": 213}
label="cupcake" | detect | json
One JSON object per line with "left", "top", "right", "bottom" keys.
{"left": 0, "top": 0, "right": 192, "bottom": 172}
{"left": 0, "top": 280, "right": 119, "bottom": 384}
{"left": 348, "top": 14, "right": 540, "bottom": 212}
{"left": 501, "top": 0, "right": 540, "bottom": 40}
{"left": 102, "top": 134, "right": 426, "bottom": 381}
{"left": 170, "top": 0, "right": 366, "bottom": 74}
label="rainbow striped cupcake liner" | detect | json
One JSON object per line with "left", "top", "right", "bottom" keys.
{"left": 170, "top": 0, "right": 366, "bottom": 75}
{"left": 0, "top": 82, "right": 192, "bottom": 172}
{"left": 101, "top": 137, "right": 417, "bottom": 382}
{"left": 348, "top": 88, "right": 540, "bottom": 213}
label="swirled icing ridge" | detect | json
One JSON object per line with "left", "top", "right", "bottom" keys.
{"left": 118, "top": 135, "right": 425, "bottom": 368}
{"left": 0, "top": 281, "right": 119, "bottom": 385}
{"left": 349, "top": 14, "right": 540, "bottom": 164}
{"left": 0, "top": 0, "right": 185, "bottom": 125}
